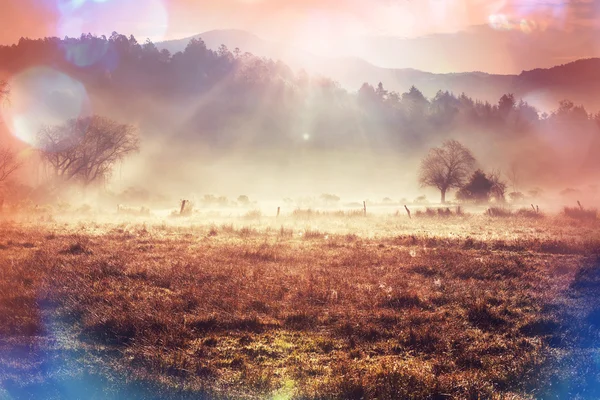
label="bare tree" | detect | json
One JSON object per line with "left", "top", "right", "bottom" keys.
{"left": 419, "top": 139, "right": 476, "bottom": 203}
{"left": 0, "top": 147, "right": 21, "bottom": 183}
{"left": 489, "top": 169, "right": 508, "bottom": 202}
{"left": 38, "top": 115, "right": 139, "bottom": 186}
{"left": 505, "top": 161, "right": 520, "bottom": 193}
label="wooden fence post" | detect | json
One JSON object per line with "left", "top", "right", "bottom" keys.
{"left": 404, "top": 205, "right": 411, "bottom": 219}
{"left": 180, "top": 200, "right": 187, "bottom": 215}
{"left": 277, "top": 207, "right": 281, "bottom": 218}
{"left": 363, "top": 201, "right": 367, "bottom": 217}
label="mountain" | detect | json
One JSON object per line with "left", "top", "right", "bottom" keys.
{"left": 157, "top": 30, "right": 513, "bottom": 101}
{"left": 338, "top": 25, "right": 600, "bottom": 74}
{"left": 159, "top": 29, "right": 316, "bottom": 71}
{"left": 158, "top": 30, "right": 600, "bottom": 111}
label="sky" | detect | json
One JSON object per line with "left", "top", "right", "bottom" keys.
{"left": 1, "top": 0, "right": 600, "bottom": 72}
{"left": 2, "top": 0, "right": 598, "bottom": 43}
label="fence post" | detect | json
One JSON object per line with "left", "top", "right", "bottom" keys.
{"left": 363, "top": 201, "right": 367, "bottom": 217}
{"left": 180, "top": 200, "right": 187, "bottom": 215}
{"left": 277, "top": 207, "right": 281, "bottom": 218}
{"left": 404, "top": 205, "right": 411, "bottom": 219}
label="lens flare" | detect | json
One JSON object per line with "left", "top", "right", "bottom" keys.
{"left": 1, "top": 67, "right": 91, "bottom": 147}
{"left": 520, "top": 19, "right": 535, "bottom": 34}
{"left": 488, "top": 14, "right": 511, "bottom": 31}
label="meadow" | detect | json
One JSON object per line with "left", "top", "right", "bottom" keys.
{"left": 1, "top": 209, "right": 600, "bottom": 399}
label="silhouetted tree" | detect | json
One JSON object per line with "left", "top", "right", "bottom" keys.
{"left": 38, "top": 115, "right": 139, "bottom": 186}
{"left": 498, "top": 93, "right": 516, "bottom": 115}
{"left": 0, "top": 147, "right": 20, "bottom": 183}
{"left": 506, "top": 162, "right": 521, "bottom": 193}
{"left": 402, "top": 86, "right": 429, "bottom": 117}
{"left": 488, "top": 170, "right": 508, "bottom": 202}
{"left": 419, "top": 140, "right": 476, "bottom": 203}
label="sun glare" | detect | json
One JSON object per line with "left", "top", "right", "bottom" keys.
{"left": 1, "top": 67, "right": 90, "bottom": 147}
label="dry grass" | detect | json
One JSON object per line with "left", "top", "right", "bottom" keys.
{"left": 292, "top": 209, "right": 365, "bottom": 220}
{"left": 1, "top": 215, "right": 600, "bottom": 399}
{"left": 412, "top": 206, "right": 466, "bottom": 218}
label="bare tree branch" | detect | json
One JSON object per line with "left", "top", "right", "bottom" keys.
{"left": 38, "top": 115, "right": 139, "bottom": 186}
{"left": 0, "top": 147, "right": 21, "bottom": 183}
{"left": 505, "top": 161, "right": 520, "bottom": 193}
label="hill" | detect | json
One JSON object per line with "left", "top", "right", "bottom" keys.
{"left": 158, "top": 30, "right": 600, "bottom": 111}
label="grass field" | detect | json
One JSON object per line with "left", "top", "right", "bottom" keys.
{"left": 2, "top": 212, "right": 600, "bottom": 399}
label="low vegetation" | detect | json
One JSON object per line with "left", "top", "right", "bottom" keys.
{"left": 564, "top": 206, "right": 598, "bottom": 220}
{"left": 1, "top": 214, "right": 600, "bottom": 399}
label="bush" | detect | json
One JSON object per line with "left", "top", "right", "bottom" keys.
{"left": 415, "top": 207, "right": 463, "bottom": 218}
{"left": 509, "top": 192, "right": 525, "bottom": 202}
{"left": 243, "top": 209, "right": 262, "bottom": 220}
{"left": 237, "top": 195, "right": 250, "bottom": 206}
{"left": 515, "top": 208, "right": 544, "bottom": 219}
{"left": 413, "top": 195, "right": 428, "bottom": 205}
{"left": 564, "top": 207, "right": 597, "bottom": 220}
{"left": 487, "top": 207, "right": 512, "bottom": 217}
{"left": 293, "top": 209, "right": 316, "bottom": 219}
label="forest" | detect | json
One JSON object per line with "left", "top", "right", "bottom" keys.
{"left": 0, "top": 33, "right": 599, "bottom": 201}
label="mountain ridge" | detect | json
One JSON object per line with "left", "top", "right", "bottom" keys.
{"left": 158, "top": 30, "right": 600, "bottom": 111}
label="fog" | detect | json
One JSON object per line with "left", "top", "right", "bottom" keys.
{"left": 1, "top": 34, "right": 600, "bottom": 215}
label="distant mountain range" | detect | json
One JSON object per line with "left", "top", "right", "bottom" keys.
{"left": 159, "top": 29, "right": 600, "bottom": 112}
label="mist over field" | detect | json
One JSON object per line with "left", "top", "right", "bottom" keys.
{"left": 2, "top": 33, "right": 600, "bottom": 211}
{"left": 5, "top": 1, "right": 600, "bottom": 400}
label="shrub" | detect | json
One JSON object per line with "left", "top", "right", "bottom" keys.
{"left": 293, "top": 209, "right": 316, "bottom": 219}
{"left": 509, "top": 192, "right": 525, "bottom": 202}
{"left": 457, "top": 169, "right": 498, "bottom": 203}
{"left": 487, "top": 207, "right": 512, "bottom": 217}
{"left": 237, "top": 195, "right": 250, "bottom": 206}
{"left": 564, "top": 207, "right": 597, "bottom": 220}
{"left": 303, "top": 229, "right": 325, "bottom": 239}
{"left": 516, "top": 208, "right": 543, "bottom": 219}
{"left": 415, "top": 207, "right": 462, "bottom": 218}
{"left": 243, "top": 209, "right": 262, "bottom": 220}
{"left": 413, "top": 195, "right": 428, "bottom": 204}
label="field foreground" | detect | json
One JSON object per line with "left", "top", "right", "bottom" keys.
{"left": 2, "top": 215, "right": 600, "bottom": 399}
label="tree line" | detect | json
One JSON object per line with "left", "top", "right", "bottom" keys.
{"left": 1, "top": 34, "right": 599, "bottom": 148}
{"left": 1, "top": 33, "right": 600, "bottom": 196}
